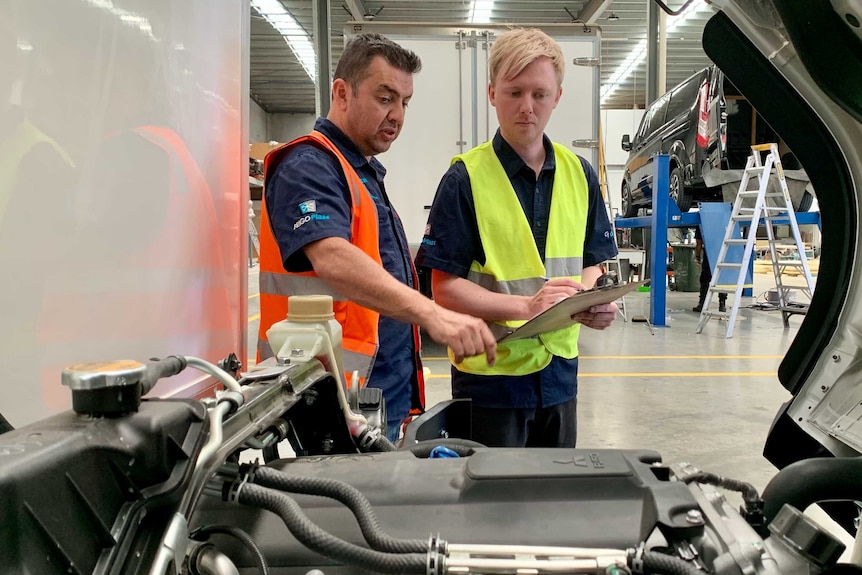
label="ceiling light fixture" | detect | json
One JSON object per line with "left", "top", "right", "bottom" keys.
{"left": 470, "top": 0, "right": 495, "bottom": 24}
{"left": 252, "top": 0, "right": 317, "bottom": 82}
{"left": 608, "top": 11, "right": 620, "bottom": 21}
{"left": 600, "top": 0, "right": 711, "bottom": 105}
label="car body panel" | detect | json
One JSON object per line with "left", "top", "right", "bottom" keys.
{"left": 708, "top": 0, "right": 861, "bottom": 532}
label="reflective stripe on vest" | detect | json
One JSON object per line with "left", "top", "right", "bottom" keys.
{"left": 259, "top": 271, "right": 346, "bottom": 301}
{"left": 453, "top": 141, "right": 589, "bottom": 376}
{"left": 256, "top": 131, "right": 425, "bottom": 411}
{"left": 1, "top": 121, "right": 74, "bottom": 226}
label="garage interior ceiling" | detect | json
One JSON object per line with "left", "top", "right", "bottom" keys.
{"left": 251, "top": 0, "right": 717, "bottom": 113}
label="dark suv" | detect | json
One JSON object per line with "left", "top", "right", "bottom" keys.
{"left": 620, "top": 66, "right": 726, "bottom": 216}
{"left": 619, "top": 65, "right": 812, "bottom": 217}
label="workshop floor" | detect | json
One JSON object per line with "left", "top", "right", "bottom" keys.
{"left": 246, "top": 266, "right": 851, "bottom": 551}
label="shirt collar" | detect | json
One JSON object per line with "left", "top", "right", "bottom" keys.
{"left": 492, "top": 129, "right": 556, "bottom": 179}
{"left": 313, "top": 118, "right": 386, "bottom": 179}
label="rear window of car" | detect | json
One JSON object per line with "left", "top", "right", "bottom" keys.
{"left": 645, "top": 94, "right": 670, "bottom": 136}
{"left": 666, "top": 73, "right": 703, "bottom": 120}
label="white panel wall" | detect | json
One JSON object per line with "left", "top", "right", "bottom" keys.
{"left": 366, "top": 28, "right": 599, "bottom": 245}
{"left": 269, "top": 113, "right": 317, "bottom": 143}
{"left": 374, "top": 35, "right": 471, "bottom": 244}
{"left": 602, "top": 109, "right": 644, "bottom": 218}
{"left": 0, "top": 0, "right": 248, "bottom": 426}
{"left": 250, "top": 98, "right": 269, "bottom": 142}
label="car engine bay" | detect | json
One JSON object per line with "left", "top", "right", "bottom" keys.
{"left": 0, "top": 353, "right": 857, "bottom": 575}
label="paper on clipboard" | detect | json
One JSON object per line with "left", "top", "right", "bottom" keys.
{"left": 496, "top": 280, "right": 648, "bottom": 343}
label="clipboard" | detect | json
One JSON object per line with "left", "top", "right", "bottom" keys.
{"left": 497, "top": 280, "right": 648, "bottom": 343}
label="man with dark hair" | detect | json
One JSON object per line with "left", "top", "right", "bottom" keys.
{"left": 258, "top": 33, "right": 496, "bottom": 443}
{"left": 334, "top": 32, "right": 422, "bottom": 92}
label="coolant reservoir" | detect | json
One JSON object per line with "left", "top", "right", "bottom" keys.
{"left": 266, "top": 295, "right": 344, "bottom": 378}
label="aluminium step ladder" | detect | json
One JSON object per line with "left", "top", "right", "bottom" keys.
{"left": 696, "top": 143, "right": 815, "bottom": 338}
{"left": 595, "top": 120, "right": 629, "bottom": 320}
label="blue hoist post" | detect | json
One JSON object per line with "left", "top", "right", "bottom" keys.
{"left": 649, "top": 155, "right": 670, "bottom": 327}
{"left": 615, "top": 154, "right": 699, "bottom": 326}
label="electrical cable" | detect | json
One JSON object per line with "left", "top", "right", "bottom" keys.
{"left": 650, "top": 0, "right": 698, "bottom": 17}
{"left": 681, "top": 471, "right": 761, "bottom": 505}
{"left": 190, "top": 524, "right": 271, "bottom": 575}
{"left": 681, "top": 471, "right": 765, "bottom": 531}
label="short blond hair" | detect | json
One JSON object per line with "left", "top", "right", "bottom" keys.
{"left": 489, "top": 28, "right": 565, "bottom": 87}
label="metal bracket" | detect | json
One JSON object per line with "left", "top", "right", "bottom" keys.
{"left": 573, "top": 57, "right": 600, "bottom": 67}
{"left": 572, "top": 139, "right": 599, "bottom": 149}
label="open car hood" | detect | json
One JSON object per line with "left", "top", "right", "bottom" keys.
{"left": 707, "top": 0, "right": 862, "bottom": 524}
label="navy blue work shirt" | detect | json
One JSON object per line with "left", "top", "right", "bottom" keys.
{"left": 415, "top": 130, "right": 617, "bottom": 409}
{"left": 265, "top": 118, "right": 419, "bottom": 424}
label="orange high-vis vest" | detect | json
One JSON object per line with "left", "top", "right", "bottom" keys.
{"left": 257, "top": 130, "right": 425, "bottom": 412}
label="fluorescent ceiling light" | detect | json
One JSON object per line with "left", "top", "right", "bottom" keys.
{"left": 252, "top": 0, "right": 317, "bottom": 81}
{"left": 470, "top": 0, "right": 495, "bottom": 24}
{"left": 600, "top": 1, "right": 713, "bottom": 105}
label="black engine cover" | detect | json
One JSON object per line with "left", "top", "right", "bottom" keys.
{"left": 194, "top": 448, "right": 703, "bottom": 573}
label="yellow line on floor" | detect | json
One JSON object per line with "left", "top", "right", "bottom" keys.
{"left": 424, "top": 371, "right": 775, "bottom": 379}
{"left": 421, "top": 355, "right": 782, "bottom": 361}
{"left": 579, "top": 371, "right": 775, "bottom": 377}
{"left": 579, "top": 355, "right": 783, "bottom": 360}
{"left": 248, "top": 313, "right": 260, "bottom": 323}
{"left": 249, "top": 292, "right": 260, "bottom": 300}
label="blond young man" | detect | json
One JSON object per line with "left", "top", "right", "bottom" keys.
{"left": 416, "top": 29, "right": 618, "bottom": 447}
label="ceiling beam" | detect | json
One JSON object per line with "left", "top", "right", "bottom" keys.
{"left": 578, "top": 0, "right": 611, "bottom": 24}
{"left": 343, "top": 0, "right": 367, "bottom": 21}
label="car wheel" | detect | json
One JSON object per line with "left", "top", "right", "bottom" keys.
{"left": 669, "top": 165, "right": 693, "bottom": 212}
{"left": 794, "top": 190, "right": 814, "bottom": 213}
{"left": 621, "top": 181, "right": 638, "bottom": 218}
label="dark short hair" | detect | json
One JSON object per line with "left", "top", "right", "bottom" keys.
{"left": 334, "top": 32, "right": 421, "bottom": 91}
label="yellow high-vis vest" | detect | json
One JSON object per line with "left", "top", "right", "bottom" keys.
{"left": 452, "top": 141, "right": 589, "bottom": 375}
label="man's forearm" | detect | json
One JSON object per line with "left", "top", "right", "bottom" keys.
{"left": 432, "top": 271, "right": 530, "bottom": 322}
{"left": 304, "top": 237, "right": 436, "bottom": 326}
{"left": 303, "top": 237, "right": 498, "bottom": 365}
{"left": 580, "top": 265, "right": 604, "bottom": 289}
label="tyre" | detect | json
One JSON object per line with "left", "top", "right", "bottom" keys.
{"left": 794, "top": 190, "right": 814, "bottom": 213}
{"left": 621, "top": 180, "right": 638, "bottom": 218}
{"left": 669, "top": 165, "right": 693, "bottom": 212}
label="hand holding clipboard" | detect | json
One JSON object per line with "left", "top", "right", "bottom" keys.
{"left": 497, "top": 280, "right": 648, "bottom": 343}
